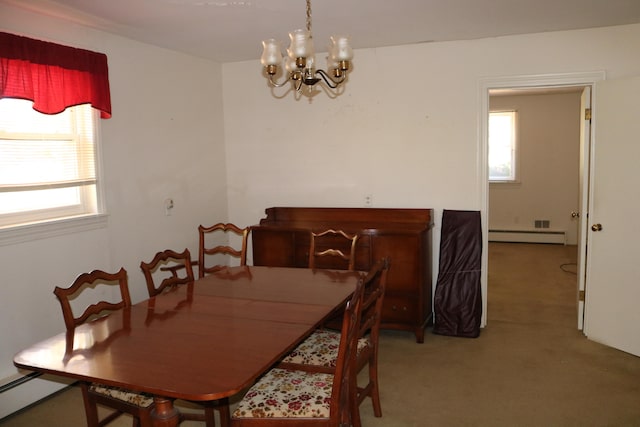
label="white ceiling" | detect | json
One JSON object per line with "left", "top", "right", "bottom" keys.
{"left": 6, "top": 0, "right": 640, "bottom": 63}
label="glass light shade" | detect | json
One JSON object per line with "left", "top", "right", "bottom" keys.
{"left": 288, "top": 29, "right": 313, "bottom": 59}
{"left": 284, "top": 56, "right": 297, "bottom": 73}
{"left": 261, "top": 39, "right": 283, "bottom": 66}
{"left": 329, "top": 35, "right": 353, "bottom": 61}
{"left": 327, "top": 51, "right": 340, "bottom": 70}
{"left": 326, "top": 55, "right": 339, "bottom": 71}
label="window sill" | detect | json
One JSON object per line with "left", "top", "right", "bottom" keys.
{"left": 0, "top": 214, "right": 108, "bottom": 246}
{"left": 489, "top": 180, "right": 521, "bottom": 187}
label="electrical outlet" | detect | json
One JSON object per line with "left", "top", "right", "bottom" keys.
{"left": 364, "top": 194, "right": 373, "bottom": 207}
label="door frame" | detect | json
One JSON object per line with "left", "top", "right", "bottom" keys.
{"left": 477, "top": 71, "right": 605, "bottom": 328}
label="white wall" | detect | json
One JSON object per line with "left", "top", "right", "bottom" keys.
{"left": 222, "top": 23, "right": 640, "bottom": 331}
{"left": 0, "top": 3, "right": 227, "bottom": 417}
{"left": 223, "top": 24, "right": 640, "bottom": 233}
{"left": 489, "top": 92, "right": 582, "bottom": 244}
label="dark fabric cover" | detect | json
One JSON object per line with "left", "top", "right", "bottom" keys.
{"left": 433, "top": 209, "right": 482, "bottom": 338}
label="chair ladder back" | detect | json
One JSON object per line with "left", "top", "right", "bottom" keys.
{"left": 309, "top": 229, "right": 359, "bottom": 271}
{"left": 330, "top": 276, "right": 366, "bottom": 426}
{"left": 54, "top": 268, "right": 131, "bottom": 331}
{"left": 140, "top": 248, "right": 195, "bottom": 297}
{"left": 359, "top": 257, "right": 390, "bottom": 336}
{"left": 198, "top": 222, "right": 250, "bottom": 278}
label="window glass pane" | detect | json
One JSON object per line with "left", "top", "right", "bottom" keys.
{"left": 489, "top": 111, "right": 516, "bottom": 181}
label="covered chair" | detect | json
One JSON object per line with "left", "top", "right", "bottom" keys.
{"left": 433, "top": 209, "right": 483, "bottom": 338}
{"left": 277, "top": 257, "right": 390, "bottom": 426}
{"left": 53, "top": 268, "right": 154, "bottom": 427}
{"left": 231, "top": 272, "right": 366, "bottom": 427}
{"left": 199, "top": 222, "right": 250, "bottom": 278}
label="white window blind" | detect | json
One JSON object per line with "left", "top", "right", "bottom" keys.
{"left": 0, "top": 98, "right": 100, "bottom": 228}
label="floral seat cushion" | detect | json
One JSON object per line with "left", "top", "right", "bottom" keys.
{"left": 232, "top": 368, "right": 334, "bottom": 419}
{"left": 89, "top": 384, "right": 154, "bottom": 408}
{"left": 281, "top": 329, "right": 370, "bottom": 367}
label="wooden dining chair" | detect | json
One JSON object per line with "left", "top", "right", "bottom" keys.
{"left": 140, "top": 249, "right": 231, "bottom": 426}
{"left": 53, "top": 268, "right": 155, "bottom": 427}
{"left": 308, "top": 228, "right": 360, "bottom": 334}
{"left": 140, "top": 248, "right": 195, "bottom": 297}
{"left": 277, "top": 257, "right": 390, "bottom": 427}
{"left": 308, "top": 229, "right": 358, "bottom": 270}
{"left": 198, "top": 222, "right": 250, "bottom": 278}
{"left": 230, "top": 273, "right": 366, "bottom": 427}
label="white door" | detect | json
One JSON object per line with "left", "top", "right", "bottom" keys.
{"left": 583, "top": 75, "right": 640, "bottom": 357}
{"left": 576, "top": 87, "right": 591, "bottom": 330}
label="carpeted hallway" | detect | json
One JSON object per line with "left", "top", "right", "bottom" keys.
{"left": 2, "top": 243, "right": 640, "bottom": 426}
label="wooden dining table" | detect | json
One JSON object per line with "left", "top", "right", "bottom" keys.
{"left": 13, "top": 265, "right": 361, "bottom": 427}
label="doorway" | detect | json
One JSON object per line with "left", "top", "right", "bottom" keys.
{"left": 478, "top": 71, "right": 605, "bottom": 329}
{"left": 487, "top": 87, "right": 582, "bottom": 327}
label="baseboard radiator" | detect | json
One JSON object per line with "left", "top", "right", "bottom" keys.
{"left": 0, "top": 373, "right": 42, "bottom": 394}
{"left": 0, "top": 373, "right": 72, "bottom": 420}
{"left": 489, "top": 229, "right": 566, "bottom": 244}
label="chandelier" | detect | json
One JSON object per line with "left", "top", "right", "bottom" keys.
{"left": 260, "top": 0, "right": 353, "bottom": 95}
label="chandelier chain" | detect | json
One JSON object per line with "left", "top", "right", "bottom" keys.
{"left": 306, "top": 0, "right": 312, "bottom": 36}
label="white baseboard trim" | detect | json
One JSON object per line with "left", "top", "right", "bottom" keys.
{"left": 489, "top": 229, "right": 566, "bottom": 244}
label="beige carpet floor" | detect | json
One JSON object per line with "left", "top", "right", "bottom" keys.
{"left": 2, "top": 242, "right": 640, "bottom": 426}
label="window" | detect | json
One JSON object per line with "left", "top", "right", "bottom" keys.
{"left": 488, "top": 110, "right": 518, "bottom": 182}
{"left": 0, "top": 98, "right": 103, "bottom": 229}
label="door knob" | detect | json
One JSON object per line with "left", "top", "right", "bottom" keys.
{"left": 571, "top": 211, "right": 580, "bottom": 218}
{"left": 591, "top": 223, "right": 603, "bottom": 232}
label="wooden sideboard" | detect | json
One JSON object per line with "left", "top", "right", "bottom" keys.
{"left": 251, "top": 207, "right": 434, "bottom": 343}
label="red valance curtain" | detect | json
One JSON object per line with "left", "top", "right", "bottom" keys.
{"left": 0, "top": 32, "right": 111, "bottom": 118}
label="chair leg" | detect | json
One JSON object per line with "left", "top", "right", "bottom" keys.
{"left": 351, "top": 404, "right": 362, "bottom": 427}
{"left": 79, "top": 383, "right": 100, "bottom": 427}
{"left": 218, "top": 398, "right": 231, "bottom": 427}
{"left": 350, "top": 378, "right": 362, "bottom": 427}
{"left": 136, "top": 407, "right": 152, "bottom": 427}
{"left": 369, "top": 355, "right": 382, "bottom": 417}
{"left": 203, "top": 405, "right": 216, "bottom": 427}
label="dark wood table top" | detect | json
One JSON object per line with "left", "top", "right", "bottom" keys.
{"left": 14, "top": 266, "right": 360, "bottom": 402}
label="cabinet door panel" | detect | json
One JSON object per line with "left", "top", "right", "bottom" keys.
{"left": 252, "top": 229, "right": 296, "bottom": 267}
{"left": 371, "top": 234, "right": 419, "bottom": 292}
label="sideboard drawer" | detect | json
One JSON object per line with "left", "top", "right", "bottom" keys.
{"left": 382, "top": 295, "right": 417, "bottom": 323}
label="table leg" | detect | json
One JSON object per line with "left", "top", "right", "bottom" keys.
{"left": 149, "top": 396, "right": 180, "bottom": 427}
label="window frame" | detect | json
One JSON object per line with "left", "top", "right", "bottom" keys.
{"left": 488, "top": 109, "right": 520, "bottom": 184}
{"left": 0, "top": 100, "right": 107, "bottom": 245}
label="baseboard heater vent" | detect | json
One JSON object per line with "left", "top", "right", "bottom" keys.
{"left": 489, "top": 229, "right": 566, "bottom": 244}
{"left": 0, "top": 372, "right": 42, "bottom": 394}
